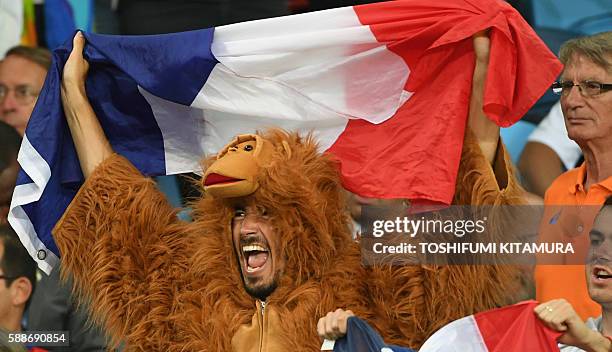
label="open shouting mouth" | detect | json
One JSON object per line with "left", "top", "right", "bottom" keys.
{"left": 240, "top": 237, "right": 271, "bottom": 276}
{"left": 592, "top": 265, "right": 612, "bottom": 283}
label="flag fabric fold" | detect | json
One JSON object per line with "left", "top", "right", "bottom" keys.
{"left": 325, "top": 316, "right": 414, "bottom": 352}
{"left": 419, "top": 301, "right": 562, "bottom": 351}
{"left": 342, "top": 317, "right": 415, "bottom": 352}
{"left": 9, "top": 0, "right": 562, "bottom": 272}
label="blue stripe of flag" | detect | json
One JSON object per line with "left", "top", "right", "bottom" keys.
{"left": 16, "top": 29, "right": 218, "bottom": 259}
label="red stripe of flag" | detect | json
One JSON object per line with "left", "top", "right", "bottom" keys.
{"left": 327, "top": 0, "right": 562, "bottom": 205}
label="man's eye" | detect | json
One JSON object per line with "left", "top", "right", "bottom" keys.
{"left": 234, "top": 208, "right": 246, "bottom": 218}
{"left": 584, "top": 81, "right": 600, "bottom": 90}
{"left": 16, "top": 86, "right": 33, "bottom": 97}
{"left": 590, "top": 233, "right": 603, "bottom": 247}
{"left": 583, "top": 81, "right": 601, "bottom": 95}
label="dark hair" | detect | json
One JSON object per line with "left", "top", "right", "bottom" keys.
{"left": 4, "top": 45, "right": 52, "bottom": 70}
{"left": 595, "top": 196, "right": 612, "bottom": 225}
{"left": 0, "top": 224, "right": 37, "bottom": 310}
{"left": 0, "top": 121, "right": 21, "bottom": 170}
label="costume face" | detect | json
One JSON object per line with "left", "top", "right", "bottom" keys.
{"left": 203, "top": 135, "right": 274, "bottom": 199}
{"left": 0, "top": 56, "right": 47, "bottom": 136}
{"left": 561, "top": 53, "right": 612, "bottom": 144}
{"left": 586, "top": 206, "right": 612, "bottom": 305}
{"left": 231, "top": 203, "right": 285, "bottom": 301}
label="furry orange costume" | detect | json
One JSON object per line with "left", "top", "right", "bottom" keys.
{"left": 53, "top": 128, "right": 524, "bottom": 351}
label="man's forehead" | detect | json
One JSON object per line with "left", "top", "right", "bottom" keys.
{"left": 227, "top": 196, "right": 254, "bottom": 208}
{"left": 0, "top": 55, "right": 45, "bottom": 81}
{"left": 235, "top": 202, "right": 263, "bottom": 213}
{"left": 562, "top": 54, "right": 610, "bottom": 78}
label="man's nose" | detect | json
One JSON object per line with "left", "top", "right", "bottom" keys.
{"left": 591, "top": 243, "right": 612, "bottom": 262}
{"left": 0, "top": 91, "right": 18, "bottom": 114}
{"left": 239, "top": 213, "right": 260, "bottom": 235}
{"left": 594, "top": 245, "right": 612, "bottom": 258}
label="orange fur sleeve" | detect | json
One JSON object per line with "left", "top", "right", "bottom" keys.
{"left": 453, "top": 129, "right": 525, "bottom": 206}
{"left": 369, "top": 129, "right": 525, "bottom": 349}
{"left": 53, "top": 154, "right": 190, "bottom": 349}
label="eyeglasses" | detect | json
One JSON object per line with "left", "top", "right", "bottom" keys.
{"left": 552, "top": 80, "right": 612, "bottom": 97}
{"left": 0, "top": 84, "right": 40, "bottom": 105}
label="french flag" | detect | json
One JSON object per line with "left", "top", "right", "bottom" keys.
{"left": 9, "top": 0, "right": 561, "bottom": 272}
{"left": 419, "top": 301, "right": 562, "bottom": 351}
{"left": 325, "top": 301, "right": 561, "bottom": 351}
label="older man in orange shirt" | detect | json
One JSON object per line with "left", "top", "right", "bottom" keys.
{"left": 536, "top": 31, "right": 612, "bottom": 320}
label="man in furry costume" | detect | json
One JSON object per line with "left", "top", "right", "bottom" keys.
{"left": 53, "top": 32, "right": 525, "bottom": 351}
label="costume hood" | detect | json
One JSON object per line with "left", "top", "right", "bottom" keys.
{"left": 192, "top": 128, "right": 356, "bottom": 295}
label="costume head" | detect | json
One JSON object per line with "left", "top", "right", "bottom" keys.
{"left": 0, "top": 46, "right": 51, "bottom": 136}
{"left": 202, "top": 134, "right": 276, "bottom": 199}
{"left": 194, "top": 129, "right": 354, "bottom": 302}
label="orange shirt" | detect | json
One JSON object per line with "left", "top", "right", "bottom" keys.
{"left": 535, "top": 163, "right": 612, "bottom": 319}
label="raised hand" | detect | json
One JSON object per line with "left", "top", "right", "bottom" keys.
{"left": 61, "top": 32, "right": 113, "bottom": 178}
{"left": 317, "top": 308, "right": 355, "bottom": 341}
{"left": 468, "top": 30, "right": 499, "bottom": 165}
{"left": 535, "top": 299, "right": 612, "bottom": 352}
{"left": 62, "top": 31, "right": 89, "bottom": 95}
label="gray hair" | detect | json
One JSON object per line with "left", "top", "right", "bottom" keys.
{"left": 559, "top": 31, "right": 612, "bottom": 72}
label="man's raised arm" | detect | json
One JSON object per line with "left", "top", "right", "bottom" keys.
{"left": 468, "top": 31, "right": 498, "bottom": 166}
{"left": 61, "top": 32, "right": 113, "bottom": 178}
{"left": 53, "top": 32, "right": 190, "bottom": 349}
{"left": 456, "top": 30, "right": 525, "bottom": 205}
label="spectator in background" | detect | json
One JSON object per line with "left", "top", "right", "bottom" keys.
{"left": 536, "top": 31, "right": 612, "bottom": 320}
{"left": 519, "top": 102, "right": 583, "bottom": 198}
{"left": 28, "top": 267, "right": 111, "bottom": 352}
{"left": 536, "top": 197, "right": 612, "bottom": 352}
{"left": 0, "top": 46, "right": 51, "bottom": 136}
{"left": 345, "top": 192, "right": 405, "bottom": 238}
{"left": 0, "top": 224, "right": 37, "bottom": 351}
{"left": 0, "top": 122, "right": 21, "bottom": 225}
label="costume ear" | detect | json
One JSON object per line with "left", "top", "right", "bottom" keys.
{"left": 253, "top": 136, "right": 275, "bottom": 167}
{"left": 281, "top": 141, "right": 292, "bottom": 160}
